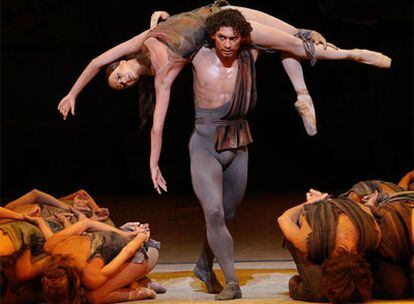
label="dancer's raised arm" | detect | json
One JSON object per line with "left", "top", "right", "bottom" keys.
{"left": 57, "top": 29, "right": 150, "bottom": 119}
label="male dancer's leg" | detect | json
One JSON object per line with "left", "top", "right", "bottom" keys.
{"left": 190, "top": 149, "right": 238, "bottom": 285}
{"left": 195, "top": 149, "right": 248, "bottom": 291}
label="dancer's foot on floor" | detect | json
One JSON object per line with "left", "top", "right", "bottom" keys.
{"left": 129, "top": 287, "right": 156, "bottom": 301}
{"left": 295, "top": 95, "right": 317, "bottom": 136}
{"left": 214, "top": 282, "right": 242, "bottom": 301}
{"left": 137, "top": 276, "right": 167, "bottom": 294}
{"left": 193, "top": 265, "right": 223, "bottom": 294}
{"left": 351, "top": 49, "right": 391, "bottom": 68}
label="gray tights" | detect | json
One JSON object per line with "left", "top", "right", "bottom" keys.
{"left": 189, "top": 103, "right": 248, "bottom": 284}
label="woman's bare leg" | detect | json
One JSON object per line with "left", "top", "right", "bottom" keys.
{"left": 250, "top": 21, "right": 391, "bottom": 67}
{"left": 88, "top": 287, "right": 155, "bottom": 304}
{"left": 86, "top": 262, "right": 155, "bottom": 303}
{"left": 280, "top": 55, "right": 317, "bottom": 135}
{"left": 223, "top": 5, "right": 298, "bottom": 34}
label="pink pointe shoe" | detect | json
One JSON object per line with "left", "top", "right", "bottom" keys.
{"left": 295, "top": 94, "right": 317, "bottom": 136}
{"left": 351, "top": 49, "right": 391, "bottom": 68}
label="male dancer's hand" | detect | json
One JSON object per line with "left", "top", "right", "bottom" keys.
{"left": 151, "top": 166, "right": 167, "bottom": 194}
{"left": 310, "top": 31, "right": 338, "bottom": 50}
{"left": 58, "top": 94, "right": 76, "bottom": 120}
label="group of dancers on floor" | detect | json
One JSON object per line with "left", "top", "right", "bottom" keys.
{"left": 1, "top": 172, "right": 412, "bottom": 303}
{"left": 3, "top": 1, "right": 409, "bottom": 303}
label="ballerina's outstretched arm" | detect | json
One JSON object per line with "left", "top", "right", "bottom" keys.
{"left": 57, "top": 29, "right": 150, "bottom": 119}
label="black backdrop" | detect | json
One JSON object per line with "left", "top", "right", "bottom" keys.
{"left": 2, "top": 0, "right": 413, "bottom": 197}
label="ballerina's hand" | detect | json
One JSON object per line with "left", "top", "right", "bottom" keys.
{"left": 150, "top": 11, "right": 170, "bottom": 29}
{"left": 57, "top": 94, "right": 76, "bottom": 120}
{"left": 151, "top": 166, "right": 167, "bottom": 194}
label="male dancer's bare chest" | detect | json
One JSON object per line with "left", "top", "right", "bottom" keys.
{"left": 192, "top": 48, "right": 238, "bottom": 109}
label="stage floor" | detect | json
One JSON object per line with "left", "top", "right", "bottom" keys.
{"left": 95, "top": 192, "right": 411, "bottom": 303}
{"left": 146, "top": 261, "right": 413, "bottom": 303}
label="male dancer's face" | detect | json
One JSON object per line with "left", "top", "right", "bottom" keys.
{"left": 211, "top": 26, "right": 241, "bottom": 60}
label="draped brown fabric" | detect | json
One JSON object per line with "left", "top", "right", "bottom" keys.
{"left": 215, "top": 49, "right": 257, "bottom": 151}
{"left": 304, "top": 198, "right": 380, "bottom": 264}
{"left": 340, "top": 180, "right": 403, "bottom": 198}
{"left": 0, "top": 221, "right": 45, "bottom": 254}
{"left": 371, "top": 192, "right": 414, "bottom": 262}
{"left": 146, "top": 1, "right": 228, "bottom": 59}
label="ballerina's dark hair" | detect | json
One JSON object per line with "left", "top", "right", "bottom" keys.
{"left": 105, "top": 50, "right": 155, "bottom": 129}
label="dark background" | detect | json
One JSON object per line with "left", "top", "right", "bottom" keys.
{"left": 2, "top": 0, "right": 413, "bottom": 198}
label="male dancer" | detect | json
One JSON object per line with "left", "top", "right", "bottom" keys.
{"left": 189, "top": 9, "right": 260, "bottom": 300}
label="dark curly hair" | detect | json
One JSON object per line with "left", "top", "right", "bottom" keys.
{"left": 205, "top": 9, "right": 253, "bottom": 48}
{"left": 320, "top": 250, "right": 374, "bottom": 303}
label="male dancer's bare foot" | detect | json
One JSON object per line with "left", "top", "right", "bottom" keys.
{"left": 351, "top": 49, "right": 391, "bottom": 68}
{"left": 295, "top": 94, "right": 317, "bottom": 136}
{"left": 214, "top": 282, "right": 242, "bottom": 301}
{"left": 193, "top": 265, "right": 224, "bottom": 294}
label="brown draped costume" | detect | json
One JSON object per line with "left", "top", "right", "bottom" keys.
{"left": 340, "top": 180, "right": 403, "bottom": 199}
{"left": 369, "top": 192, "right": 414, "bottom": 299}
{"left": 304, "top": 198, "right": 379, "bottom": 264}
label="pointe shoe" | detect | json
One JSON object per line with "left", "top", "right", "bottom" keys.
{"left": 137, "top": 276, "right": 167, "bottom": 294}
{"left": 295, "top": 95, "right": 317, "bottom": 136}
{"left": 351, "top": 49, "right": 391, "bottom": 68}
{"left": 193, "top": 265, "right": 224, "bottom": 294}
{"left": 214, "top": 282, "right": 242, "bottom": 301}
{"left": 129, "top": 287, "right": 156, "bottom": 301}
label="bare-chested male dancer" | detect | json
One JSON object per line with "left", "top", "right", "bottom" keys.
{"left": 188, "top": 10, "right": 263, "bottom": 300}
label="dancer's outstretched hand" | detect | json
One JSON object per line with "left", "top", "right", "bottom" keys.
{"left": 150, "top": 11, "right": 170, "bottom": 29}
{"left": 58, "top": 94, "right": 76, "bottom": 120}
{"left": 151, "top": 165, "right": 167, "bottom": 194}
